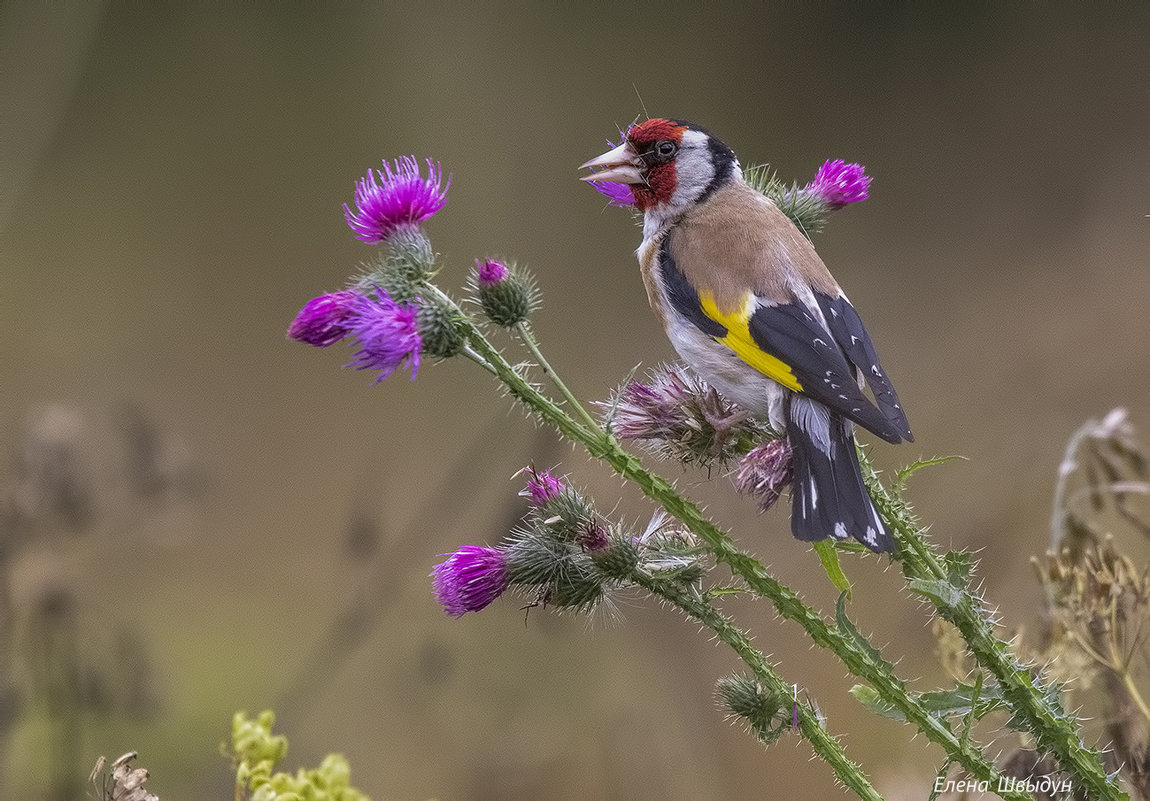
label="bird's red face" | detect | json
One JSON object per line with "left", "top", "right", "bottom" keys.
{"left": 580, "top": 118, "right": 736, "bottom": 216}
{"left": 580, "top": 118, "right": 689, "bottom": 211}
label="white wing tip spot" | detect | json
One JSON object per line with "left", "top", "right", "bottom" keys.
{"left": 834, "top": 522, "right": 848, "bottom": 540}
{"left": 864, "top": 527, "right": 878, "bottom": 547}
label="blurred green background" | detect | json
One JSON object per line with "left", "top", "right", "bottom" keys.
{"left": 2, "top": 3, "right": 1148, "bottom": 799}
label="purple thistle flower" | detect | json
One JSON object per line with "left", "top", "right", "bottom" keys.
{"left": 588, "top": 130, "right": 638, "bottom": 208}
{"left": 610, "top": 373, "right": 691, "bottom": 441}
{"left": 589, "top": 178, "right": 637, "bottom": 208}
{"left": 432, "top": 545, "right": 510, "bottom": 617}
{"left": 344, "top": 287, "right": 422, "bottom": 382}
{"left": 603, "top": 364, "right": 765, "bottom": 467}
{"left": 288, "top": 290, "right": 363, "bottom": 347}
{"left": 734, "top": 439, "right": 794, "bottom": 512}
{"left": 522, "top": 467, "right": 565, "bottom": 506}
{"left": 476, "top": 257, "right": 509, "bottom": 286}
{"left": 804, "top": 159, "right": 871, "bottom": 209}
{"left": 343, "top": 156, "right": 450, "bottom": 243}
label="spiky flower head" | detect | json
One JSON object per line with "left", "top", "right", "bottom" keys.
{"left": 470, "top": 258, "right": 540, "bottom": 328}
{"left": 344, "top": 286, "right": 422, "bottom": 382}
{"left": 590, "top": 531, "right": 640, "bottom": 579}
{"left": 432, "top": 545, "right": 510, "bottom": 617}
{"left": 349, "top": 230, "right": 435, "bottom": 306}
{"left": 734, "top": 438, "right": 794, "bottom": 512}
{"left": 716, "top": 673, "right": 788, "bottom": 744}
{"left": 476, "top": 257, "right": 509, "bottom": 286}
{"left": 546, "top": 555, "right": 604, "bottom": 610}
{"left": 288, "top": 290, "right": 363, "bottom": 347}
{"left": 415, "top": 290, "right": 466, "bottom": 359}
{"left": 604, "top": 364, "right": 767, "bottom": 467}
{"left": 343, "top": 156, "right": 450, "bottom": 243}
{"left": 522, "top": 467, "right": 565, "bottom": 506}
{"left": 578, "top": 519, "right": 610, "bottom": 552}
{"left": 804, "top": 159, "right": 871, "bottom": 210}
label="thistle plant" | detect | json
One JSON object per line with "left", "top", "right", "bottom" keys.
{"left": 286, "top": 150, "right": 1133, "bottom": 800}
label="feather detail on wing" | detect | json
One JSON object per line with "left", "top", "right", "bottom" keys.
{"left": 744, "top": 300, "right": 907, "bottom": 443}
{"left": 697, "top": 292, "right": 802, "bottom": 392}
{"left": 814, "top": 293, "right": 913, "bottom": 442}
{"left": 657, "top": 237, "right": 910, "bottom": 443}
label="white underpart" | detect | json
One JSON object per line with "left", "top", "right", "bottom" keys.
{"left": 660, "top": 306, "right": 790, "bottom": 429}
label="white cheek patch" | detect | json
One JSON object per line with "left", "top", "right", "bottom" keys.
{"left": 669, "top": 130, "right": 716, "bottom": 209}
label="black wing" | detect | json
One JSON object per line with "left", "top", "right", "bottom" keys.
{"left": 747, "top": 295, "right": 911, "bottom": 444}
{"left": 815, "top": 292, "right": 913, "bottom": 442}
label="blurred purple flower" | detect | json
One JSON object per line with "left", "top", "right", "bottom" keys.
{"left": 476, "top": 257, "right": 509, "bottom": 286}
{"left": 804, "top": 159, "right": 871, "bottom": 209}
{"left": 522, "top": 467, "right": 565, "bottom": 506}
{"left": 343, "top": 156, "right": 450, "bottom": 243}
{"left": 345, "top": 287, "right": 422, "bottom": 382}
{"left": 432, "top": 545, "right": 510, "bottom": 617}
{"left": 287, "top": 290, "right": 363, "bottom": 347}
{"left": 734, "top": 438, "right": 794, "bottom": 512}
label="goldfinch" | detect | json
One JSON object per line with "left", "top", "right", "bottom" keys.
{"left": 580, "top": 118, "right": 912, "bottom": 553}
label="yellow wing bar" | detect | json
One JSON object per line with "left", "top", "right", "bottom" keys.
{"left": 698, "top": 291, "right": 804, "bottom": 392}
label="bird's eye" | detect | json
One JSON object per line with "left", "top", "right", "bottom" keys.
{"left": 655, "top": 140, "right": 678, "bottom": 159}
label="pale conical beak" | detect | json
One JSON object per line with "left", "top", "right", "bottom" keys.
{"left": 579, "top": 142, "right": 644, "bottom": 184}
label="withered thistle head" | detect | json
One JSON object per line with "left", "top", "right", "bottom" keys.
{"left": 733, "top": 438, "right": 794, "bottom": 512}
{"left": 602, "top": 363, "right": 769, "bottom": 468}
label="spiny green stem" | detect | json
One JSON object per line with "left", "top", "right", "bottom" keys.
{"left": 861, "top": 456, "right": 1125, "bottom": 801}
{"left": 461, "top": 345, "right": 498, "bottom": 375}
{"left": 632, "top": 571, "right": 883, "bottom": 801}
{"left": 454, "top": 312, "right": 1027, "bottom": 799}
{"left": 514, "top": 321, "right": 603, "bottom": 433}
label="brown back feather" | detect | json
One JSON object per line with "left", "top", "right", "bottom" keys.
{"left": 666, "top": 181, "right": 839, "bottom": 314}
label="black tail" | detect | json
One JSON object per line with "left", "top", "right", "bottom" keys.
{"left": 788, "top": 396, "right": 892, "bottom": 553}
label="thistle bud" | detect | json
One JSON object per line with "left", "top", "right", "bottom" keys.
{"left": 351, "top": 231, "right": 434, "bottom": 305}
{"left": 547, "top": 555, "right": 604, "bottom": 611}
{"left": 520, "top": 467, "right": 594, "bottom": 542}
{"left": 415, "top": 290, "right": 466, "bottom": 359}
{"left": 471, "top": 258, "right": 539, "bottom": 328}
{"left": 504, "top": 526, "right": 568, "bottom": 585}
{"left": 579, "top": 519, "right": 610, "bottom": 552}
{"left": 717, "top": 673, "right": 786, "bottom": 744}
{"left": 522, "top": 466, "right": 565, "bottom": 506}
{"left": 590, "top": 532, "right": 640, "bottom": 579}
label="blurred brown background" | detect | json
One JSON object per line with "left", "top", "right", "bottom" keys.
{"left": 2, "top": 3, "right": 1148, "bottom": 799}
